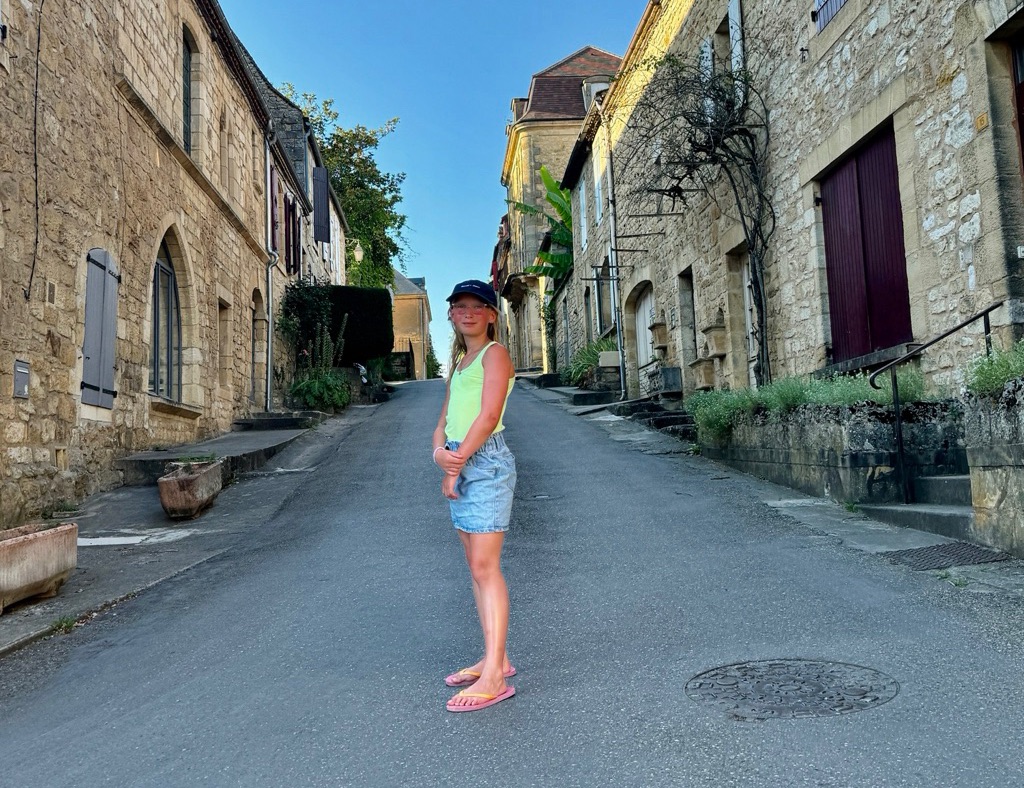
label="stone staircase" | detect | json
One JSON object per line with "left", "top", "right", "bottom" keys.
{"left": 608, "top": 400, "right": 697, "bottom": 443}
{"left": 859, "top": 474, "right": 973, "bottom": 541}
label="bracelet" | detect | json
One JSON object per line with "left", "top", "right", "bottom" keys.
{"left": 432, "top": 447, "right": 443, "bottom": 462}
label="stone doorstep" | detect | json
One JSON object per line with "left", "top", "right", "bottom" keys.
{"left": 117, "top": 430, "right": 306, "bottom": 486}
{"left": 856, "top": 503, "right": 974, "bottom": 542}
{"left": 913, "top": 475, "right": 972, "bottom": 507}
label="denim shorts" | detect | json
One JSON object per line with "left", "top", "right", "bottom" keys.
{"left": 445, "top": 433, "right": 517, "bottom": 534}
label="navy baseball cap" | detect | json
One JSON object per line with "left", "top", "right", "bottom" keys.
{"left": 446, "top": 279, "right": 498, "bottom": 309}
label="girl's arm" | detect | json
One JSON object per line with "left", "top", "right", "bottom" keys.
{"left": 451, "top": 344, "right": 514, "bottom": 461}
{"left": 433, "top": 375, "right": 462, "bottom": 477}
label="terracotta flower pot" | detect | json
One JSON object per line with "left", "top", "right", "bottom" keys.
{"left": 0, "top": 522, "right": 78, "bottom": 615}
{"left": 157, "top": 461, "right": 223, "bottom": 520}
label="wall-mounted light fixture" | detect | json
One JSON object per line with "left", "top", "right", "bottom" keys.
{"left": 799, "top": 47, "right": 810, "bottom": 62}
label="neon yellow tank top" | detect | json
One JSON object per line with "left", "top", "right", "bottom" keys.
{"left": 445, "top": 342, "right": 514, "bottom": 442}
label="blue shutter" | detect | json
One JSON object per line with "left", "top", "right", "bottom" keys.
{"left": 82, "top": 250, "right": 119, "bottom": 408}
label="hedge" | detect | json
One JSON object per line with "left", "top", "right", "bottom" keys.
{"left": 328, "top": 286, "right": 395, "bottom": 364}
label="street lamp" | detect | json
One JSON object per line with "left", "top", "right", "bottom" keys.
{"left": 345, "top": 238, "right": 365, "bottom": 286}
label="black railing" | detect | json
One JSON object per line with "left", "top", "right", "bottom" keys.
{"left": 811, "top": 0, "right": 850, "bottom": 33}
{"left": 868, "top": 300, "right": 1004, "bottom": 504}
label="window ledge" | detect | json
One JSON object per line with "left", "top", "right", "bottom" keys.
{"left": 149, "top": 396, "right": 202, "bottom": 419}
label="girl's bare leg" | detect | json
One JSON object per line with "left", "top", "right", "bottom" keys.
{"left": 455, "top": 530, "right": 512, "bottom": 677}
{"left": 449, "top": 532, "right": 510, "bottom": 706}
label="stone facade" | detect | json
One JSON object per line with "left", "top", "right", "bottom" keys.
{"left": 500, "top": 47, "right": 621, "bottom": 373}
{"left": 0, "top": 0, "right": 341, "bottom": 527}
{"left": 557, "top": 0, "right": 1024, "bottom": 399}
{"left": 392, "top": 273, "right": 432, "bottom": 380}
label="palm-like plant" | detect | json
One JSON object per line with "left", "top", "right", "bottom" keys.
{"left": 508, "top": 165, "right": 574, "bottom": 281}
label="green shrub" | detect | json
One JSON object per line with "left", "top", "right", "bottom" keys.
{"left": 684, "top": 369, "right": 930, "bottom": 439}
{"left": 965, "top": 340, "right": 1024, "bottom": 396}
{"left": 290, "top": 370, "right": 351, "bottom": 411}
{"left": 327, "top": 286, "right": 394, "bottom": 364}
{"left": 561, "top": 338, "right": 618, "bottom": 386}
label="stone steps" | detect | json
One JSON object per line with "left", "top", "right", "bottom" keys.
{"left": 231, "top": 411, "right": 329, "bottom": 431}
{"left": 913, "top": 474, "right": 972, "bottom": 507}
{"left": 858, "top": 503, "right": 973, "bottom": 542}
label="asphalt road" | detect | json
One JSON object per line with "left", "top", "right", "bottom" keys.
{"left": 1, "top": 380, "right": 1023, "bottom": 787}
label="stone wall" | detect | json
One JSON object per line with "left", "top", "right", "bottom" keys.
{"left": 0, "top": 0, "right": 274, "bottom": 527}
{"left": 562, "top": 0, "right": 1024, "bottom": 399}
{"left": 964, "top": 392, "right": 1024, "bottom": 556}
{"left": 703, "top": 401, "right": 967, "bottom": 503}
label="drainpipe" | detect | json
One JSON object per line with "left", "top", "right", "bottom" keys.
{"left": 264, "top": 131, "right": 277, "bottom": 413}
{"left": 603, "top": 118, "right": 627, "bottom": 401}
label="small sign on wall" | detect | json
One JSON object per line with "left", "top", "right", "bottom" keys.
{"left": 14, "top": 360, "right": 29, "bottom": 399}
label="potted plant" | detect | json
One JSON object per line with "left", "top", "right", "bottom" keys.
{"left": 0, "top": 521, "right": 78, "bottom": 615}
{"left": 157, "top": 454, "right": 223, "bottom": 520}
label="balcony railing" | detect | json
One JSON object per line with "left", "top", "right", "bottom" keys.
{"left": 811, "top": 0, "right": 849, "bottom": 33}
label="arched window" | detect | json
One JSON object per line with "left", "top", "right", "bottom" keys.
{"left": 151, "top": 240, "right": 182, "bottom": 401}
{"left": 182, "top": 29, "right": 195, "bottom": 154}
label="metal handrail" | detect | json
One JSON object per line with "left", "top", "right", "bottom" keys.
{"left": 867, "top": 300, "right": 1004, "bottom": 504}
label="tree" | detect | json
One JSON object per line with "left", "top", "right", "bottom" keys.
{"left": 616, "top": 48, "right": 776, "bottom": 385}
{"left": 508, "top": 165, "right": 573, "bottom": 282}
{"left": 280, "top": 85, "right": 408, "bottom": 289}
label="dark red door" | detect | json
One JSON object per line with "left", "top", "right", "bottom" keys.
{"left": 820, "top": 124, "right": 912, "bottom": 363}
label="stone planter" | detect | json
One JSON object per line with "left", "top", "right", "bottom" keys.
{"left": 157, "top": 460, "right": 223, "bottom": 520}
{"left": 964, "top": 392, "right": 1024, "bottom": 557}
{"left": 688, "top": 358, "right": 716, "bottom": 390}
{"left": 0, "top": 522, "right": 78, "bottom": 615}
{"left": 701, "top": 324, "right": 728, "bottom": 358}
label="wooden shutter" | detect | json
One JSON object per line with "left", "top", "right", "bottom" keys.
{"left": 82, "top": 249, "right": 119, "bottom": 408}
{"left": 270, "top": 167, "right": 279, "bottom": 252}
{"left": 821, "top": 158, "right": 870, "bottom": 361}
{"left": 821, "top": 124, "right": 912, "bottom": 362}
{"left": 313, "top": 167, "right": 330, "bottom": 243}
{"left": 858, "top": 129, "right": 912, "bottom": 350}
{"left": 284, "top": 197, "right": 293, "bottom": 274}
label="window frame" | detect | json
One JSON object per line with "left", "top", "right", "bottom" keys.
{"left": 812, "top": 0, "right": 850, "bottom": 34}
{"left": 578, "top": 178, "right": 588, "bottom": 250}
{"left": 151, "top": 241, "right": 183, "bottom": 401}
{"left": 182, "top": 29, "right": 195, "bottom": 155}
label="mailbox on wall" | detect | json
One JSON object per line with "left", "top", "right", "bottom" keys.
{"left": 14, "top": 360, "right": 29, "bottom": 399}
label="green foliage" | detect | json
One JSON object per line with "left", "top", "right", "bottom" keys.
{"left": 562, "top": 338, "right": 618, "bottom": 386}
{"left": 509, "top": 165, "right": 574, "bottom": 281}
{"left": 542, "top": 299, "right": 558, "bottom": 371}
{"left": 965, "top": 340, "right": 1024, "bottom": 396}
{"left": 425, "top": 342, "right": 442, "bottom": 379}
{"left": 290, "top": 370, "right": 351, "bottom": 411}
{"left": 327, "top": 286, "right": 394, "bottom": 364}
{"left": 50, "top": 616, "right": 77, "bottom": 635}
{"left": 280, "top": 85, "right": 408, "bottom": 289}
{"left": 685, "top": 370, "right": 930, "bottom": 439}
{"left": 278, "top": 276, "right": 333, "bottom": 356}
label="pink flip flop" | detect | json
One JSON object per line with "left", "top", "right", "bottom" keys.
{"left": 446, "top": 685, "right": 516, "bottom": 712}
{"left": 444, "top": 665, "right": 517, "bottom": 687}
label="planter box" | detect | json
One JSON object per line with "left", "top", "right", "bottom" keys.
{"left": 688, "top": 358, "right": 716, "bottom": 390}
{"left": 964, "top": 393, "right": 1024, "bottom": 557}
{"left": 0, "top": 522, "right": 78, "bottom": 615}
{"left": 701, "top": 325, "right": 728, "bottom": 359}
{"left": 158, "top": 461, "right": 223, "bottom": 520}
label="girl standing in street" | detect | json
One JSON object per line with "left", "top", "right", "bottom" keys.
{"left": 432, "top": 279, "right": 517, "bottom": 713}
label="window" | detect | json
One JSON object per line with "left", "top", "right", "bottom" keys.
{"left": 218, "top": 300, "right": 230, "bottom": 388}
{"left": 82, "top": 249, "right": 119, "bottom": 409}
{"left": 812, "top": 0, "right": 849, "bottom": 33}
{"left": 219, "top": 111, "right": 228, "bottom": 186}
{"left": 182, "top": 30, "right": 195, "bottom": 154}
{"left": 578, "top": 179, "right": 588, "bottom": 250}
{"left": 151, "top": 240, "right": 182, "bottom": 401}
{"left": 820, "top": 123, "right": 912, "bottom": 362}
{"left": 593, "top": 155, "right": 603, "bottom": 224}
{"left": 597, "top": 257, "right": 612, "bottom": 332}
{"left": 584, "top": 288, "right": 593, "bottom": 344}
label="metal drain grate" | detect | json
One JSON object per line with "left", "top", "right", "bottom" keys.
{"left": 685, "top": 659, "right": 899, "bottom": 722}
{"left": 882, "top": 542, "right": 1010, "bottom": 571}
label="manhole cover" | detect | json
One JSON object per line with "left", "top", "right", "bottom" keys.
{"left": 685, "top": 659, "right": 899, "bottom": 721}
{"left": 882, "top": 542, "right": 1009, "bottom": 571}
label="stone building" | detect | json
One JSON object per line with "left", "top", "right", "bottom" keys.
{"left": 0, "top": 0, "right": 342, "bottom": 526}
{"left": 391, "top": 272, "right": 432, "bottom": 380}
{"left": 499, "top": 46, "right": 621, "bottom": 372}
{"left": 557, "top": 0, "right": 1024, "bottom": 398}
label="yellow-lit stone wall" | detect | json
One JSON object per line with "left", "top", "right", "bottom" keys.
{"left": 584, "top": 0, "right": 1024, "bottom": 396}
{"left": 0, "top": 0, "right": 271, "bottom": 526}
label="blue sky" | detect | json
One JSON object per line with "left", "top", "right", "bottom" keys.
{"left": 218, "top": 0, "right": 644, "bottom": 362}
